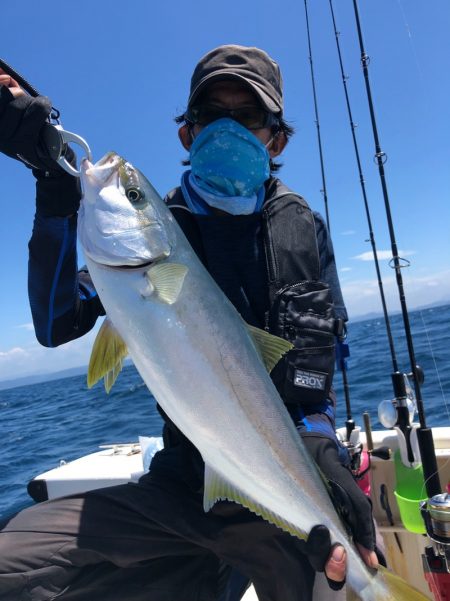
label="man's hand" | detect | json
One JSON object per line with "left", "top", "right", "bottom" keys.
{"left": 305, "top": 524, "right": 378, "bottom": 590}
{"left": 325, "top": 541, "right": 378, "bottom": 584}
{"left": 0, "top": 69, "right": 26, "bottom": 98}
{"left": 301, "top": 435, "right": 380, "bottom": 589}
{"left": 0, "top": 70, "right": 57, "bottom": 171}
{"left": 0, "top": 70, "right": 81, "bottom": 216}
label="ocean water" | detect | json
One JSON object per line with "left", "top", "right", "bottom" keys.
{"left": 1, "top": 304, "right": 449, "bottom": 520}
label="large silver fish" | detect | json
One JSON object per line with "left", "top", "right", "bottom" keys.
{"left": 78, "top": 152, "right": 427, "bottom": 601}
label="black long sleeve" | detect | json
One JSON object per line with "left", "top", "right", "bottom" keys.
{"left": 28, "top": 211, "right": 104, "bottom": 347}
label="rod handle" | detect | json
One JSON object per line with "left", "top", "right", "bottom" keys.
{"left": 363, "top": 411, "right": 374, "bottom": 452}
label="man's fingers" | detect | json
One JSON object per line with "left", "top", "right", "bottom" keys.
{"left": 0, "top": 72, "right": 19, "bottom": 86}
{"left": 324, "top": 542, "right": 378, "bottom": 584}
{"left": 0, "top": 72, "right": 25, "bottom": 97}
{"left": 324, "top": 544, "right": 346, "bottom": 583}
{"left": 356, "top": 543, "right": 379, "bottom": 569}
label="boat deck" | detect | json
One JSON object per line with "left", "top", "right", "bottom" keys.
{"left": 29, "top": 427, "right": 450, "bottom": 600}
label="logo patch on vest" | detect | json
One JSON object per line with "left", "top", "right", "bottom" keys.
{"left": 294, "top": 369, "right": 327, "bottom": 391}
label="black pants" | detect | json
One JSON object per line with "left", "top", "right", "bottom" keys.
{"left": 0, "top": 468, "right": 315, "bottom": 601}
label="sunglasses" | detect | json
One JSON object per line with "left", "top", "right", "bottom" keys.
{"left": 186, "top": 104, "right": 279, "bottom": 130}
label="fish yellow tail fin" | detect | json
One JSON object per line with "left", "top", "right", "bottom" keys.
{"left": 378, "top": 566, "right": 429, "bottom": 600}
{"left": 350, "top": 566, "right": 430, "bottom": 600}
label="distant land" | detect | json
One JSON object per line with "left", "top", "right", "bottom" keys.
{"left": 0, "top": 365, "right": 87, "bottom": 392}
{"left": 0, "top": 361, "right": 134, "bottom": 392}
{"left": 349, "top": 299, "right": 450, "bottom": 323}
{"left": 1, "top": 300, "right": 448, "bottom": 391}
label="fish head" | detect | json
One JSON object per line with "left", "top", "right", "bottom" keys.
{"left": 78, "top": 152, "right": 172, "bottom": 267}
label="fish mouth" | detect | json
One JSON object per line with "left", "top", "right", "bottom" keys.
{"left": 113, "top": 254, "right": 169, "bottom": 271}
{"left": 82, "top": 225, "right": 172, "bottom": 269}
{"left": 99, "top": 222, "right": 161, "bottom": 236}
{"left": 87, "top": 250, "right": 171, "bottom": 271}
{"left": 82, "top": 152, "right": 122, "bottom": 185}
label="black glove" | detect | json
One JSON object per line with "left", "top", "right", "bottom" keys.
{"left": 302, "top": 434, "right": 376, "bottom": 550}
{"left": 295, "top": 435, "right": 377, "bottom": 591}
{"left": 303, "top": 524, "right": 347, "bottom": 591}
{"left": 302, "top": 510, "right": 386, "bottom": 592}
{"left": 0, "top": 84, "right": 55, "bottom": 171}
{"left": 0, "top": 85, "right": 81, "bottom": 216}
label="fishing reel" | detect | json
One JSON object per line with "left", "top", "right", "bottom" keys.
{"left": 337, "top": 424, "right": 364, "bottom": 476}
{"left": 378, "top": 372, "right": 418, "bottom": 431}
{"left": 378, "top": 371, "right": 423, "bottom": 467}
{"left": 338, "top": 422, "right": 389, "bottom": 499}
{"left": 421, "top": 494, "right": 450, "bottom": 595}
{"left": 422, "top": 494, "right": 450, "bottom": 559}
{"left": 343, "top": 438, "right": 364, "bottom": 476}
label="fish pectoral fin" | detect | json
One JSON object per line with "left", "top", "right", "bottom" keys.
{"left": 87, "top": 318, "right": 128, "bottom": 393}
{"left": 245, "top": 323, "right": 294, "bottom": 373}
{"left": 203, "top": 464, "right": 307, "bottom": 542}
{"left": 146, "top": 263, "right": 188, "bottom": 304}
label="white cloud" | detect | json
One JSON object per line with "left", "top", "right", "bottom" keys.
{"left": 0, "top": 346, "right": 28, "bottom": 358}
{"left": 15, "top": 323, "right": 35, "bottom": 331}
{"left": 342, "top": 269, "right": 450, "bottom": 319}
{"left": 340, "top": 267, "right": 352, "bottom": 272}
{"left": 353, "top": 249, "right": 415, "bottom": 262}
{"left": 0, "top": 324, "right": 101, "bottom": 382}
{"left": 340, "top": 230, "right": 356, "bottom": 236}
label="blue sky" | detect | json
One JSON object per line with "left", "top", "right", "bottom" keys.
{"left": 0, "top": 0, "right": 449, "bottom": 381}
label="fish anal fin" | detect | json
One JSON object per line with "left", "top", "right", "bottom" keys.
{"left": 147, "top": 263, "right": 188, "bottom": 304}
{"left": 203, "top": 464, "right": 306, "bottom": 542}
{"left": 87, "top": 318, "right": 128, "bottom": 393}
{"left": 246, "top": 323, "right": 293, "bottom": 373}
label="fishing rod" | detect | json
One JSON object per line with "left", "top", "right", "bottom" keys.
{"left": 303, "top": 0, "right": 359, "bottom": 448}
{"left": 351, "top": 0, "right": 440, "bottom": 498}
{"left": 303, "top": 0, "right": 331, "bottom": 233}
{"left": 328, "top": 0, "right": 422, "bottom": 468}
{"left": 328, "top": 0, "right": 400, "bottom": 375}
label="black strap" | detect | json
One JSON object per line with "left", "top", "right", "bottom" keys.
{"left": 262, "top": 180, "right": 321, "bottom": 303}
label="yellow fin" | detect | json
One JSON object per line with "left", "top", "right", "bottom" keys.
{"left": 378, "top": 566, "right": 429, "bottom": 600}
{"left": 147, "top": 263, "right": 188, "bottom": 304}
{"left": 246, "top": 323, "right": 293, "bottom": 372}
{"left": 203, "top": 464, "right": 307, "bottom": 541}
{"left": 350, "top": 566, "right": 430, "bottom": 600}
{"left": 87, "top": 318, "right": 128, "bottom": 393}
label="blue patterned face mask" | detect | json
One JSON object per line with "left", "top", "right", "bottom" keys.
{"left": 189, "top": 118, "right": 270, "bottom": 200}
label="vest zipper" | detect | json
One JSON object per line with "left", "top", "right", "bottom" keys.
{"left": 262, "top": 208, "right": 277, "bottom": 285}
{"left": 275, "top": 280, "right": 311, "bottom": 297}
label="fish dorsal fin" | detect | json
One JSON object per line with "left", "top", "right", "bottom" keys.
{"left": 246, "top": 323, "right": 293, "bottom": 372}
{"left": 203, "top": 464, "right": 307, "bottom": 542}
{"left": 87, "top": 318, "right": 128, "bottom": 393}
{"left": 146, "top": 263, "right": 188, "bottom": 304}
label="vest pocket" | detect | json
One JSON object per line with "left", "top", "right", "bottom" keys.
{"left": 269, "top": 281, "right": 337, "bottom": 405}
{"left": 282, "top": 343, "right": 335, "bottom": 404}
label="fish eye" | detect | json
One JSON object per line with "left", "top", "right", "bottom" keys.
{"left": 126, "top": 187, "right": 145, "bottom": 204}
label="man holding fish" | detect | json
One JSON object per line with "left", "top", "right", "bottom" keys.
{"left": 0, "top": 46, "right": 386, "bottom": 601}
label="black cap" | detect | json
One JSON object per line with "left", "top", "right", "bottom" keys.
{"left": 188, "top": 45, "right": 283, "bottom": 115}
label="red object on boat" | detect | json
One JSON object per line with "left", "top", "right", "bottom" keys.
{"left": 423, "top": 548, "right": 450, "bottom": 601}
{"left": 355, "top": 450, "right": 371, "bottom": 496}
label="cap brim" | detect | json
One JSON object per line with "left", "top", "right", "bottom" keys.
{"left": 188, "top": 71, "right": 281, "bottom": 114}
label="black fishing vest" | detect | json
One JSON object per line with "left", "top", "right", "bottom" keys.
{"left": 165, "top": 178, "right": 342, "bottom": 405}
